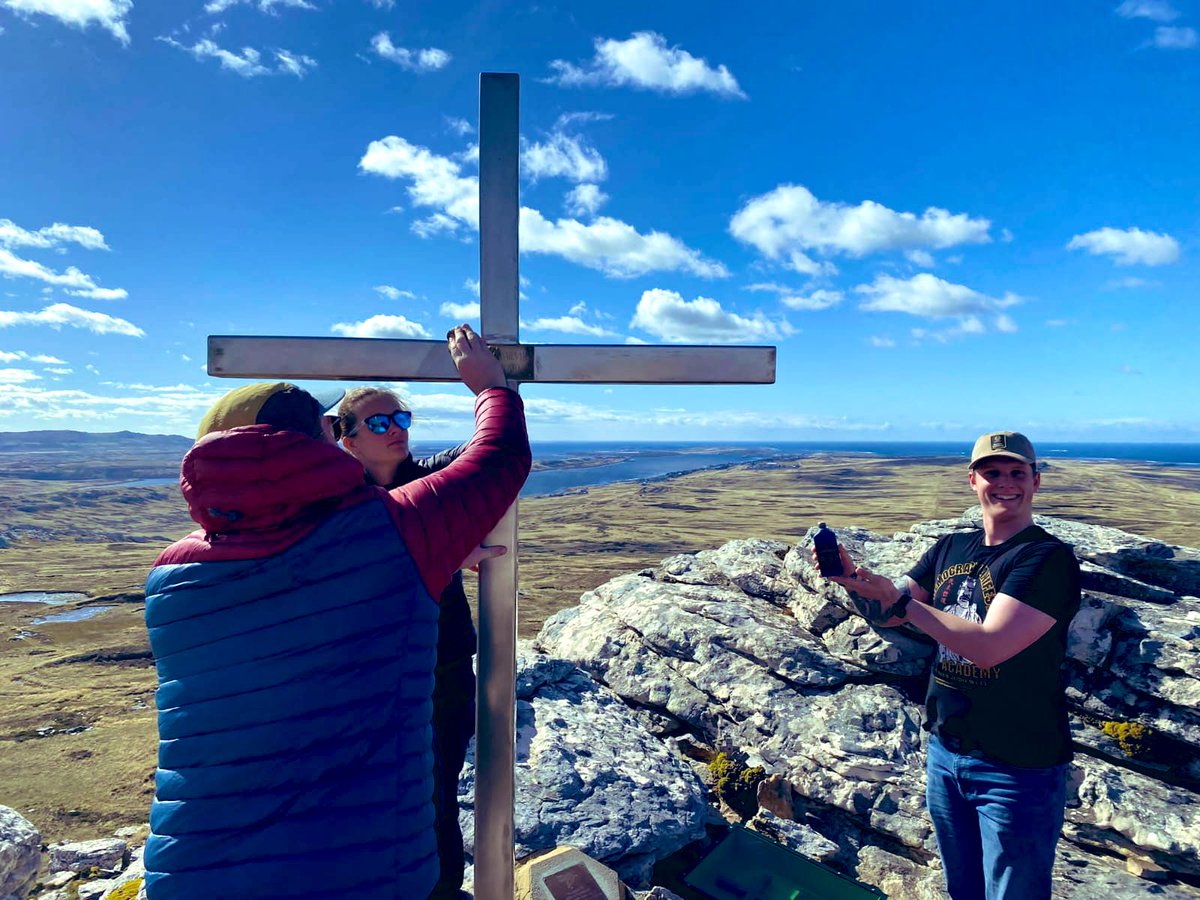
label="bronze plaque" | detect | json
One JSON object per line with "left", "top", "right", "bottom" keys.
{"left": 542, "top": 862, "right": 607, "bottom": 900}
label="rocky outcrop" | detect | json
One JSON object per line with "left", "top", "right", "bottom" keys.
{"left": 536, "top": 513, "right": 1200, "bottom": 898}
{"left": 0, "top": 807, "right": 40, "bottom": 900}
{"left": 459, "top": 648, "right": 710, "bottom": 887}
{"left": 8, "top": 511, "right": 1197, "bottom": 898}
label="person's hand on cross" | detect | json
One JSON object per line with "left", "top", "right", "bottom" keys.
{"left": 463, "top": 543, "right": 507, "bottom": 571}
{"left": 448, "top": 323, "right": 507, "bottom": 395}
{"left": 812, "top": 544, "right": 908, "bottom": 628}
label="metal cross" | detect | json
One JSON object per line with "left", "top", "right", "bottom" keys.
{"left": 207, "top": 73, "right": 775, "bottom": 899}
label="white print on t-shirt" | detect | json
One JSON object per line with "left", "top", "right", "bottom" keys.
{"left": 937, "top": 576, "right": 982, "bottom": 666}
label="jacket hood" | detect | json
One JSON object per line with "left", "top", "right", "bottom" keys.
{"left": 181, "top": 425, "right": 368, "bottom": 535}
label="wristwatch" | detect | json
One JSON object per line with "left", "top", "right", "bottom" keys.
{"left": 893, "top": 589, "right": 913, "bottom": 620}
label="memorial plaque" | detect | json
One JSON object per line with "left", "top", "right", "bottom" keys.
{"left": 515, "top": 846, "right": 623, "bottom": 900}
{"left": 543, "top": 862, "right": 607, "bottom": 900}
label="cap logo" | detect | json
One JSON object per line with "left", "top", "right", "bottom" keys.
{"left": 990, "top": 434, "right": 1007, "bottom": 450}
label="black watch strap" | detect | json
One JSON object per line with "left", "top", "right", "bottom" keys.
{"left": 893, "top": 589, "right": 913, "bottom": 620}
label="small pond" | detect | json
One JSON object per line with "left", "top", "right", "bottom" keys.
{"left": 0, "top": 592, "right": 89, "bottom": 605}
{"left": 31, "top": 606, "right": 115, "bottom": 625}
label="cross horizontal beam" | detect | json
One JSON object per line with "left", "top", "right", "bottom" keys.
{"left": 208, "top": 336, "right": 776, "bottom": 384}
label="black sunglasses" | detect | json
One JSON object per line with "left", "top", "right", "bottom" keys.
{"left": 346, "top": 409, "right": 412, "bottom": 438}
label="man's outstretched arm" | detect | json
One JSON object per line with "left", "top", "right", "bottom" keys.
{"left": 385, "top": 325, "right": 532, "bottom": 597}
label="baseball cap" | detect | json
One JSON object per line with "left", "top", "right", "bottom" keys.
{"left": 196, "top": 382, "right": 323, "bottom": 440}
{"left": 311, "top": 388, "right": 346, "bottom": 418}
{"left": 969, "top": 431, "right": 1037, "bottom": 469}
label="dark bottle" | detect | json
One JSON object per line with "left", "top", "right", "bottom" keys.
{"left": 813, "top": 522, "right": 843, "bottom": 577}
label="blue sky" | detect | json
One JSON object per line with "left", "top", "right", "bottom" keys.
{"left": 1, "top": 0, "right": 1198, "bottom": 443}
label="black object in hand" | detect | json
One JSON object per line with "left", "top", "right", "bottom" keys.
{"left": 813, "top": 522, "right": 843, "bottom": 577}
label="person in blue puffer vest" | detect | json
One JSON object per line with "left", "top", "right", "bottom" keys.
{"left": 142, "top": 325, "right": 530, "bottom": 899}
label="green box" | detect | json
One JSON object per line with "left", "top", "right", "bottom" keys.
{"left": 685, "top": 825, "right": 887, "bottom": 900}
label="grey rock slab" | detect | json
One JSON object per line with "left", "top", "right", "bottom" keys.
{"left": 656, "top": 539, "right": 795, "bottom": 606}
{"left": 747, "top": 809, "right": 840, "bottom": 863}
{"left": 99, "top": 847, "right": 144, "bottom": 899}
{"left": 76, "top": 881, "right": 113, "bottom": 900}
{"left": 1053, "top": 841, "right": 1200, "bottom": 899}
{"left": 46, "top": 840, "right": 127, "bottom": 875}
{"left": 752, "top": 684, "right": 933, "bottom": 851}
{"left": 1066, "top": 754, "right": 1200, "bottom": 877}
{"left": 854, "top": 845, "right": 947, "bottom": 900}
{"left": 0, "top": 807, "right": 40, "bottom": 900}
{"left": 459, "top": 645, "right": 709, "bottom": 887}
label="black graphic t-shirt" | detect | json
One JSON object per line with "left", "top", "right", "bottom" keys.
{"left": 908, "top": 525, "right": 1081, "bottom": 768}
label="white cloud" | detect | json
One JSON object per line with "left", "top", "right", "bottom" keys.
{"left": 524, "top": 315, "right": 618, "bottom": 337}
{"left": 45, "top": 366, "right": 72, "bottom": 375}
{"left": 0, "top": 350, "right": 67, "bottom": 364}
{"left": 906, "top": 249, "right": 935, "bottom": 267}
{"left": 855, "top": 273, "right": 1019, "bottom": 332}
{"left": 463, "top": 278, "right": 480, "bottom": 296}
{"left": 1103, "top": 276, "right": 1160, "bottom": 290}
{"left": 1067, "top": 226, "right": 1180, "bottom": 265}
{"left": 1116, "top": 0, "right": 1179, "bottom": 21}
{"left": 369, "top": 32, "right": 450, "bottom": 71}
{"left": 445, "top": 116, "right": 473, "bottom": 136}
{"left": 374, "top": 284, "right": 417, "bottom": 300}
{"left": 360, "top": 135, "right": 479, "bottom": 229}
{"left": 331, "top": 314, "right": 431, "bottom": 338}
{"left": 547, "top": 31, "right": 746, "bottom": 99}
{"left": 274, "top": 49, "right": 317, "bottom": 77}
{"left": 365, "top": 0, "right": 393, "bottom": 7}
{"left": 0, "top": 218, "right": 109, "bottom": 251}
{"left": 0, "top": 302, "right": 144, "bottom": 336}
{"left": 910, "top": 317, "right": 993, "bottom": 343}
{"left": 522, "top": 133, "right": 607, "bottom": 183}
{"left": 1, "top": 0, "right": 130, "bottom": 43}
{"left": 869, "top": 336, "right": 896, "bottom": 348}
{"left": 565, "top": 183, "right": 608, "bottom": 217}
{"left": 730, "top": 185, "right": 992, "bottom": 270}
{"left": 1151, "top": 25, "right": 1198, "bottom": 47}
{"left": 67, "top": 286, "right": 128, "bottom": 299}
{"left": 0, "top": 247, "right": 125, "bottom": 297}
{"left": 521, "top": 209, "right": 728, "bottom": 279}
{"left": 780, "top": 289, "right": 843, "bottom": 311}
{"left": 204, "top": 0, "right": 314, "bottom": 12}
{"left": 158, "top": 37, "right": 316, "bottom": 78}
{"left": 0, "top": 367, "right": 39, "bottom": 383}
{"left": 630, "top": 288, "right": 791, "bottom": 343}
{"left": 440, "top": 301, "right": 480, "bottom": 319}
{"left": 361, "top": 135, "right": 726, "bottom": 278}
{"left": 568, "top": 301, "right": 587, "bottom": 316}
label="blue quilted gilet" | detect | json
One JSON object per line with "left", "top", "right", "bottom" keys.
{"left": 143, "top": 498, "right": 440, "bottom": 899}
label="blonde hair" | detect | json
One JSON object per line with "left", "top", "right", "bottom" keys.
{"left": 337, "top": 387, "right": 409, "bottom": 439}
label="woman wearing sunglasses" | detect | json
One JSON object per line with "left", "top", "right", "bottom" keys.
{"left": 337, "top": 387, "right": 487, "bottom": 900}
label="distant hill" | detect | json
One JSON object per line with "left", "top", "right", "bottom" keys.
{"left": 0, "top": 431, "right": 193, "bottom": 454}
{"left": 0, "top": 431, "right": 193, "bottom": 480}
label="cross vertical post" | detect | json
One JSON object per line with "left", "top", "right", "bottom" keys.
{"left": 206, "top": 70, "right": 776, "bottom": 897}
{"left": 474, "top": 72, "right": 520, "bottom": 900}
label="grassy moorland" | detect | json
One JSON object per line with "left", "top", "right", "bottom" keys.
{"left": 1, "top": 452, "right": 1199, "bottom": 843}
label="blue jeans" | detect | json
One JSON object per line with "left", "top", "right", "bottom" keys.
{"left": 926, "top": 734, "right": 1068, "bottom": 900}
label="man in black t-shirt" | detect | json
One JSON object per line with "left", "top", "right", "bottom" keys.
{"left": 822, "top": 431, "right": 1081, "bottom": 900}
